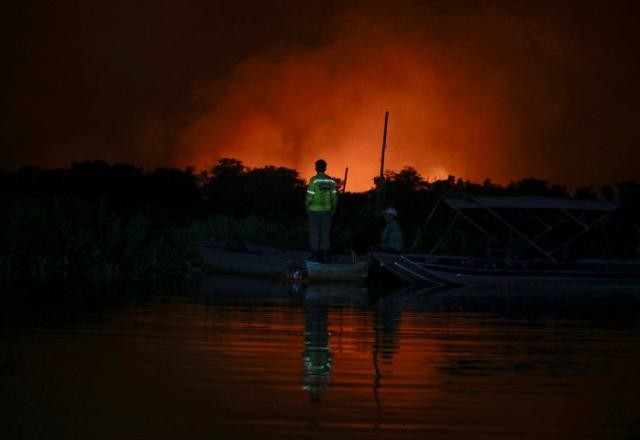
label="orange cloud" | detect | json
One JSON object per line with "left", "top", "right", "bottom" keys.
{"left": 176, "top": 6, "right": 527, "bottom": 191}
{"left": 176, "top": 3, "right": 640, "bottom": 191}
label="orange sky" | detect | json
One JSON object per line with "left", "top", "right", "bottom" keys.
{"left": 177, "top": 6, "right": 519, "bottom": 191}
{"left": 4, "top": 1, "right": 639, "bottom": 189}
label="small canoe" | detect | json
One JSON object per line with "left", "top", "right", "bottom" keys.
{"left": 197, "top": 241, "right": 367, "bottom": 283}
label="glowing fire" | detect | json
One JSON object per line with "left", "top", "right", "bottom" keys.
{"left": 175, "top": 6, "right": 558, "bottom": 191}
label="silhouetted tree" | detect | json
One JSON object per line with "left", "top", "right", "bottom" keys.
{"left": 145, "top": 167, "right": 200, "bottom": 208}
{"left": 507, "top": 177, "right": 550, "bottom": 196}
{"left": 574, "top": 185, "right": 597, "bottom": 199}
{"left": 601, "top": 185, "right": 615, "bottom": 200}
{"left": 201, "top": 158, "right": 247, "bottom": 216}
{"left": 243, "top": 165, "right": 306, "bottom": 220}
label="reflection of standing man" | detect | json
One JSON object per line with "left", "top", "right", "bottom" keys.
{"left": 302, "top": 299, "right": 332, "bottom": 402}
{"left": 306, "top": 159, "right": 338, "bottom": 262}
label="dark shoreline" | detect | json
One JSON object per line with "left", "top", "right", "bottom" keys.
{"left": 1, "top": 159, "right": 638, "bottom": 290}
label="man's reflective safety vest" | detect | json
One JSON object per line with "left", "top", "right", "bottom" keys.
{"left": 306, "top": 172, "right": 338, "bottom": 212}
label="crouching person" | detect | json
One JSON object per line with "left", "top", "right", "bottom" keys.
{"left": 380, "top": 207, "right": 403, "bottom": 253}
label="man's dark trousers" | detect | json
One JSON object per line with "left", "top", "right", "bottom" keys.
{"left": 308, "top": 211, "right": 332, "bottom": 257}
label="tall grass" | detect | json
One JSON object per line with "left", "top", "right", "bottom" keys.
{"left": 0, "top": 198, "right": 315, "bottom": 287}
{"left": 0, "top": 197, "right": 205, "bottom": 285}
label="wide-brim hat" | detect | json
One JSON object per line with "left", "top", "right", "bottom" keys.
{"left": 382, "top": 207, "right": 398, "bottom": 217}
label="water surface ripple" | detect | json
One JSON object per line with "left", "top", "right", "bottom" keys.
{"left": 2, "top": 278, "right": 640, "bottom": 439}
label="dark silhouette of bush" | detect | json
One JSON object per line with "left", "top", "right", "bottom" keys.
{"left": 0, "top": 157, "right": 637, "bottom": 287}
{"left": 201, "top": 158, "right": 306, "bottom": 220}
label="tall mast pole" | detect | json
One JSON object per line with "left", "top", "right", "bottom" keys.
{"left": 379, "top": 111, "right": 389, "bottom": 180}
{"left": 376, "top": 111, "right": 389, "bottom": 210}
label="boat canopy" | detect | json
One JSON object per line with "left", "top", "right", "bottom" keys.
{"left": 443, "top": 194, "right": 620, "bottom": 211}
{"left": 424, "top": 193, "right": 622, "bottom": 261}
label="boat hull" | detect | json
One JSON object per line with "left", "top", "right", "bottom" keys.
{"left": 374, "top": 253, "right": 640, "bottom": 289}
{"left": 198, "top": 241, "right": 367, "bottom": 283}
{"left": 305, "top": 260, "right": 368, "bottom": 283}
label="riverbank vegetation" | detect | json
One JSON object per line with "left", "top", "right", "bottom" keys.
{"left": 0, "top": 159, "right": 638, "bottom": 286}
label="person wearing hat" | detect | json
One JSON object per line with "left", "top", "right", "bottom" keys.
{"left": 380, "top": 207, "right": 403, "bottom": 253}
{"left": 306, "top": 159, "right": 338, "bottom": 262}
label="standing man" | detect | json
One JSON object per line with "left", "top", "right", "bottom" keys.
{"left": 306, "top": 159, "right": 338, "bottom": 262}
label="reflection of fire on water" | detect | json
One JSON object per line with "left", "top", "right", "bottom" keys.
{"left": 302, "top": 301, "right": 332, "bottom": 402}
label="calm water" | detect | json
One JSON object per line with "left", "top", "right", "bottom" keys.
{"left": 2, "top": 277, "right": 640, "bottom": 439}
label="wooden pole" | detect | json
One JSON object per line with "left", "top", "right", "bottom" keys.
{"left": 379, "top": 111, "right": 389, "bottom": 180}
{"left": 342, "top": 167, "right": 349, "bottom": 194}
{"left": 376, "top": 111, "right": 389, "bottom": 210}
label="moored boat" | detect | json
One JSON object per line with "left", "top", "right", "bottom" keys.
{"left": 197, "top": 241, "right": 368, "bottom": 283}
{"left": 374, "top": 194, "right": 640, "bottom": 288}
{"left": 374, "top": 253, "right": 640, "bottom": 288}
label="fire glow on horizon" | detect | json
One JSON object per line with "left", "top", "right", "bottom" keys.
{"left": 176, "top": 7, "right": 524, "bottom": 191}
{"left": 7, "top": 2, "right": 639, "bottom": 189}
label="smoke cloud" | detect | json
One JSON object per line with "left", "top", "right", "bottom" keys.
{"left": 176, "top": 2, "right": 640, "bottom": 190}
{"left": 4, "top": 1, "right": 639, "bottom": 190}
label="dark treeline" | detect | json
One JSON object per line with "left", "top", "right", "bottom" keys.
{"left": 1, "top": 159, "right": 639, "bottom": 286}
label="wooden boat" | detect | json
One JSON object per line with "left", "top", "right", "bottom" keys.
{"left": 197, "top": 241, "right": 367, "bottom": 283}
{"left": 374, "top": 194, "right": 640, "bottom": 289}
